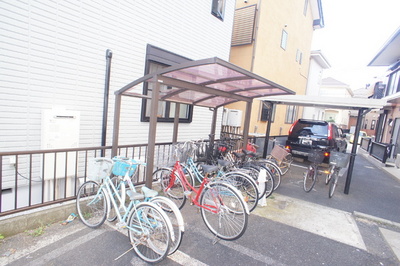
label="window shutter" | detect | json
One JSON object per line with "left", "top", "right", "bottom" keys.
{"left": 231, "top": 5, "right": 257, "bottom": 46}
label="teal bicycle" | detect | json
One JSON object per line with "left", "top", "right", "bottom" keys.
{"left": 107, "top": 157, "right": 184, "bottom": 255}
{"left": 76, "top": 157, "right": 175, "bottom": 263}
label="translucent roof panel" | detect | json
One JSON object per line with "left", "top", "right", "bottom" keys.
{"left": 116, "top": 57, "right": 295, "bottom": 108}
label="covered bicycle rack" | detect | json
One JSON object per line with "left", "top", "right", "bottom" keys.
{"left": 111, "top": 57, "right": 295, "bottom": 188}
{"left": 259, "top": 94, "right": 389, "bottom": 194}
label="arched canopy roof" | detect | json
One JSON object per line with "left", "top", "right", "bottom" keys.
{"left": 115, "top": 57, "right": 295, "bottom": 108}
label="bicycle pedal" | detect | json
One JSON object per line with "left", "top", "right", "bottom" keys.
{"left": 116, "top": 222, "right": 127, "bottom": 229}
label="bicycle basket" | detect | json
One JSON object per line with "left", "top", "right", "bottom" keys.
{"left": 329, "top": 151, "right": 350, "bottom": 168}
{"left": 270, "top": 145, "right": 289, "bottom": 163}
{"left": 87, "top": 158, "right": 113, "bottom": 182}
{"left": 308, "top": 150, "right": 325, "bottom": 164}
{"left": 112, "top": 160, "right": 137, "bottom": 177}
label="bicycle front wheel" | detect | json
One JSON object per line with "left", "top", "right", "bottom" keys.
{"left": 325, "top": 165, "right": 335, "bottom": 185}
{"left": 303, "top": 165, "right": 317, "bottom": 192}
{"left": 200, "top": 182, "right": 248, "bottom": 240}
{"left": 76, "top": 181, "right": 107, "bottom": 228}
{"left": 128, "top": 202, "right": 171, "bottom": 263}
{"left": 329, "top": 170, "right": 339, "bottom": 198}
{"left": 149, "top": 196, "right": 185, "bottom": 255}
{"left": 152, "top": 168, "right": 186, "bottom": 209}
{"left": 281, "top": 153, "right": 293, "bottom": 175}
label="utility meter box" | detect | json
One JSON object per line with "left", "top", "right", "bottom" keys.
{"left": 222, "top": 109, "right": 242, "bottom": 127}
{"left": 41, "top": 109, "right": 80, "bottom": 180}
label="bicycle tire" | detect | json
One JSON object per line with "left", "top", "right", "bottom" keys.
{"left": 240, "top": 164, "right": 272, "bottom": 199}
{"left": 180, "top": 163, "right": 196, "bottom": 188}
{"left": 107, "top": 176, "right": 120, "bottom": 222}
{"left": 219, "top": 171, "right": 259, "bottom": 212}
{"left": 258, "top": 165, "right": 275, "bottom": 198}
{"left": 152, "top": 168, "right": 186, "bottom": 209}
{"left": 325, "top": 165, "right": 335, "bottom": 185}
{"left": 263, "top": 161, "right": 282, "bottom": 190}
{"left": 280, "top": 153, "right": 293, "bottom": 175}
{"left": 303, "top": 165, "right": 317, "bottom": 192}
{"left": 76, "top": 181, "right": 107, "bottom": 228}
{"left": 329, "top": 170, "right": 338, "bottom": 198}
{"left": 149, "top": 196, "right": 184, "bottom": 255}
{"left": 128, "top": 202, "right": 171, "bottom": 263}
{"left": 200, "top": 182, "right": 248, "bottom": 240}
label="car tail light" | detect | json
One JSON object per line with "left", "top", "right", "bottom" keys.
{"left": 328, "top": 123, "right": 332, "bottom": 140}
{"left": 289, "top": 120, "right": 298, "bottom": 135}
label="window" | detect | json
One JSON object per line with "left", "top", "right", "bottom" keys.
{"left": 303, "top": 0, "right": 309, "bottom": 16}
{"left": 141, "top": 45, "right": 193, "bottom": 123}
{"left": 371, "top": 120, "right": 376, "bottom": 130}
{"left": 211, "top": 0, "right": 226, "bottom": 20}
{"left": 296, "top": 49, "right": 303, "bottom": 64}
{"left": 260, "top": 101, "right": 275, "bottom": 122}
{"left": 285, "top": 105, "right": 297, "bottom": 124}
{"left": 280, "top": 30, "right": 288, "bottom": 50}
{"left": 363, "top": 119, "right": 368, "bottom": 129}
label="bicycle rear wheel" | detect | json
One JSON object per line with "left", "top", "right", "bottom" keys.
{"left": 329, "top": 170, "right": 339, "bottom": 198}
{"left": 303, "top": 165, "right": 317, "bottom": 192}
{"left": 152, "top": 168, "right": 186, "bottom": 209}
{"left": 149, "top": 196, "right": 184, "bottom": 255}
{"left": 128, "top": 202, "right": 171, "bottom": 263}
{"left": 200, "top": 182, "right": 248, "bottom": 240}
{"left": 219, "top": 171, "right": 259, "bottom": 212}
{"left": 263, "top": 161, "right": 281, "bottom": 190}
{"left": 76, "top": 181, "right": 107, "bottom": 228}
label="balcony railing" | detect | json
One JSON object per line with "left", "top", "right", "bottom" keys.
{"left": 0, "top": 143, "right": 175, "bottom": 217}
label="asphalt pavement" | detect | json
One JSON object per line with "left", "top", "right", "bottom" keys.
{"left": 1, "top": 147, "right": 400, "bottom": 265}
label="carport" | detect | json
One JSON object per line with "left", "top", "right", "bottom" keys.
{"left": 260, "top": 94, "right": 389, "bottom": 194}
{"left": 111, "top": 57, "right": 295, "bottom": 188}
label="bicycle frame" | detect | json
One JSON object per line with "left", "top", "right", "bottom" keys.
{"left": 166, "top": 160, "right": 220, "bottom": 214}
{"left": 86, "top": 158, "right": 173, "bottom": 239}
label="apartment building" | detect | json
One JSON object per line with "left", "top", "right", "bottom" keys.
{"left": 225, "top": 0, "right": 324, "bottom": 136}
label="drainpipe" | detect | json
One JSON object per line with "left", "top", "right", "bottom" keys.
{"left": 102, "top": 49, "right": 112, "bottom": 156}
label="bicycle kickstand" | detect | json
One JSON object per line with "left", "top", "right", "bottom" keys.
{"left": 212, "top": 234, "right": 220, "bottom": 245}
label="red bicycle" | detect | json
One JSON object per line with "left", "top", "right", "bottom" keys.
{"left": 153, "top": 145, "right": 249, "bottom": 241}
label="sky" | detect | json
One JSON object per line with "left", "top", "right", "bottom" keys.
{"left": 311, "top": 0, "right": 400, "bottom": 91}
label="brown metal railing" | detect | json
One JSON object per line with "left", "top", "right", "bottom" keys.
{"left": 0, "top": 142, "right": 175, "bottom": 217}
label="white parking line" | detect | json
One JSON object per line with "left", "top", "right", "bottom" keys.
{"left": 169, "top": 250, "right": 208, "bottom": 266}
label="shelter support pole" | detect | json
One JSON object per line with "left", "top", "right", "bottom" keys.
{"left": 145, "top": 77, "right": 161, "bottom": 189}
{"left": 210, "top": 107, "right": 218, "bottom": 138}
{"left": 263, "top": 102, "right": 273, "bottom": 158}
{"left": 172, "top": 103, "right": 180, "bottom": 143}
{"left": 111, "top": 94, "right": 122, "bottom": 157}
{"left": 344, "top": 108, "right": 366, "bottom": 194}
{"left": 242, "top": 100, "right": 253, "bottom": 148}
{"left": 207, "top": 108, "right": 218, "bottom": 164}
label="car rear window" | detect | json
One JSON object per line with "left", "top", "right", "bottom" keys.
{"left": 292, "top": 121, "right": 328, "bottom": 137}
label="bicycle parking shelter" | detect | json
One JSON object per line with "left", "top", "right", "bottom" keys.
{"left": 111, "top": 57, "right": 295, "bottom": 188}
{"left": 259, "top": 94, "right": 389, "bottom": 194}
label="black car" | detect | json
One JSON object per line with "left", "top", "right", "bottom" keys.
{"left": 285, "top": 119, "right": 347, "bottom": 161}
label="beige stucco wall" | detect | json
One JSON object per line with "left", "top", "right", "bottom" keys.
{"left": 228, "top": 0, "right": 314, "bottom": 136}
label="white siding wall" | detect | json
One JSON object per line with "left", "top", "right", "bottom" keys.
{"left": 0, "top": 0, "right": 235, "bottom": 152}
